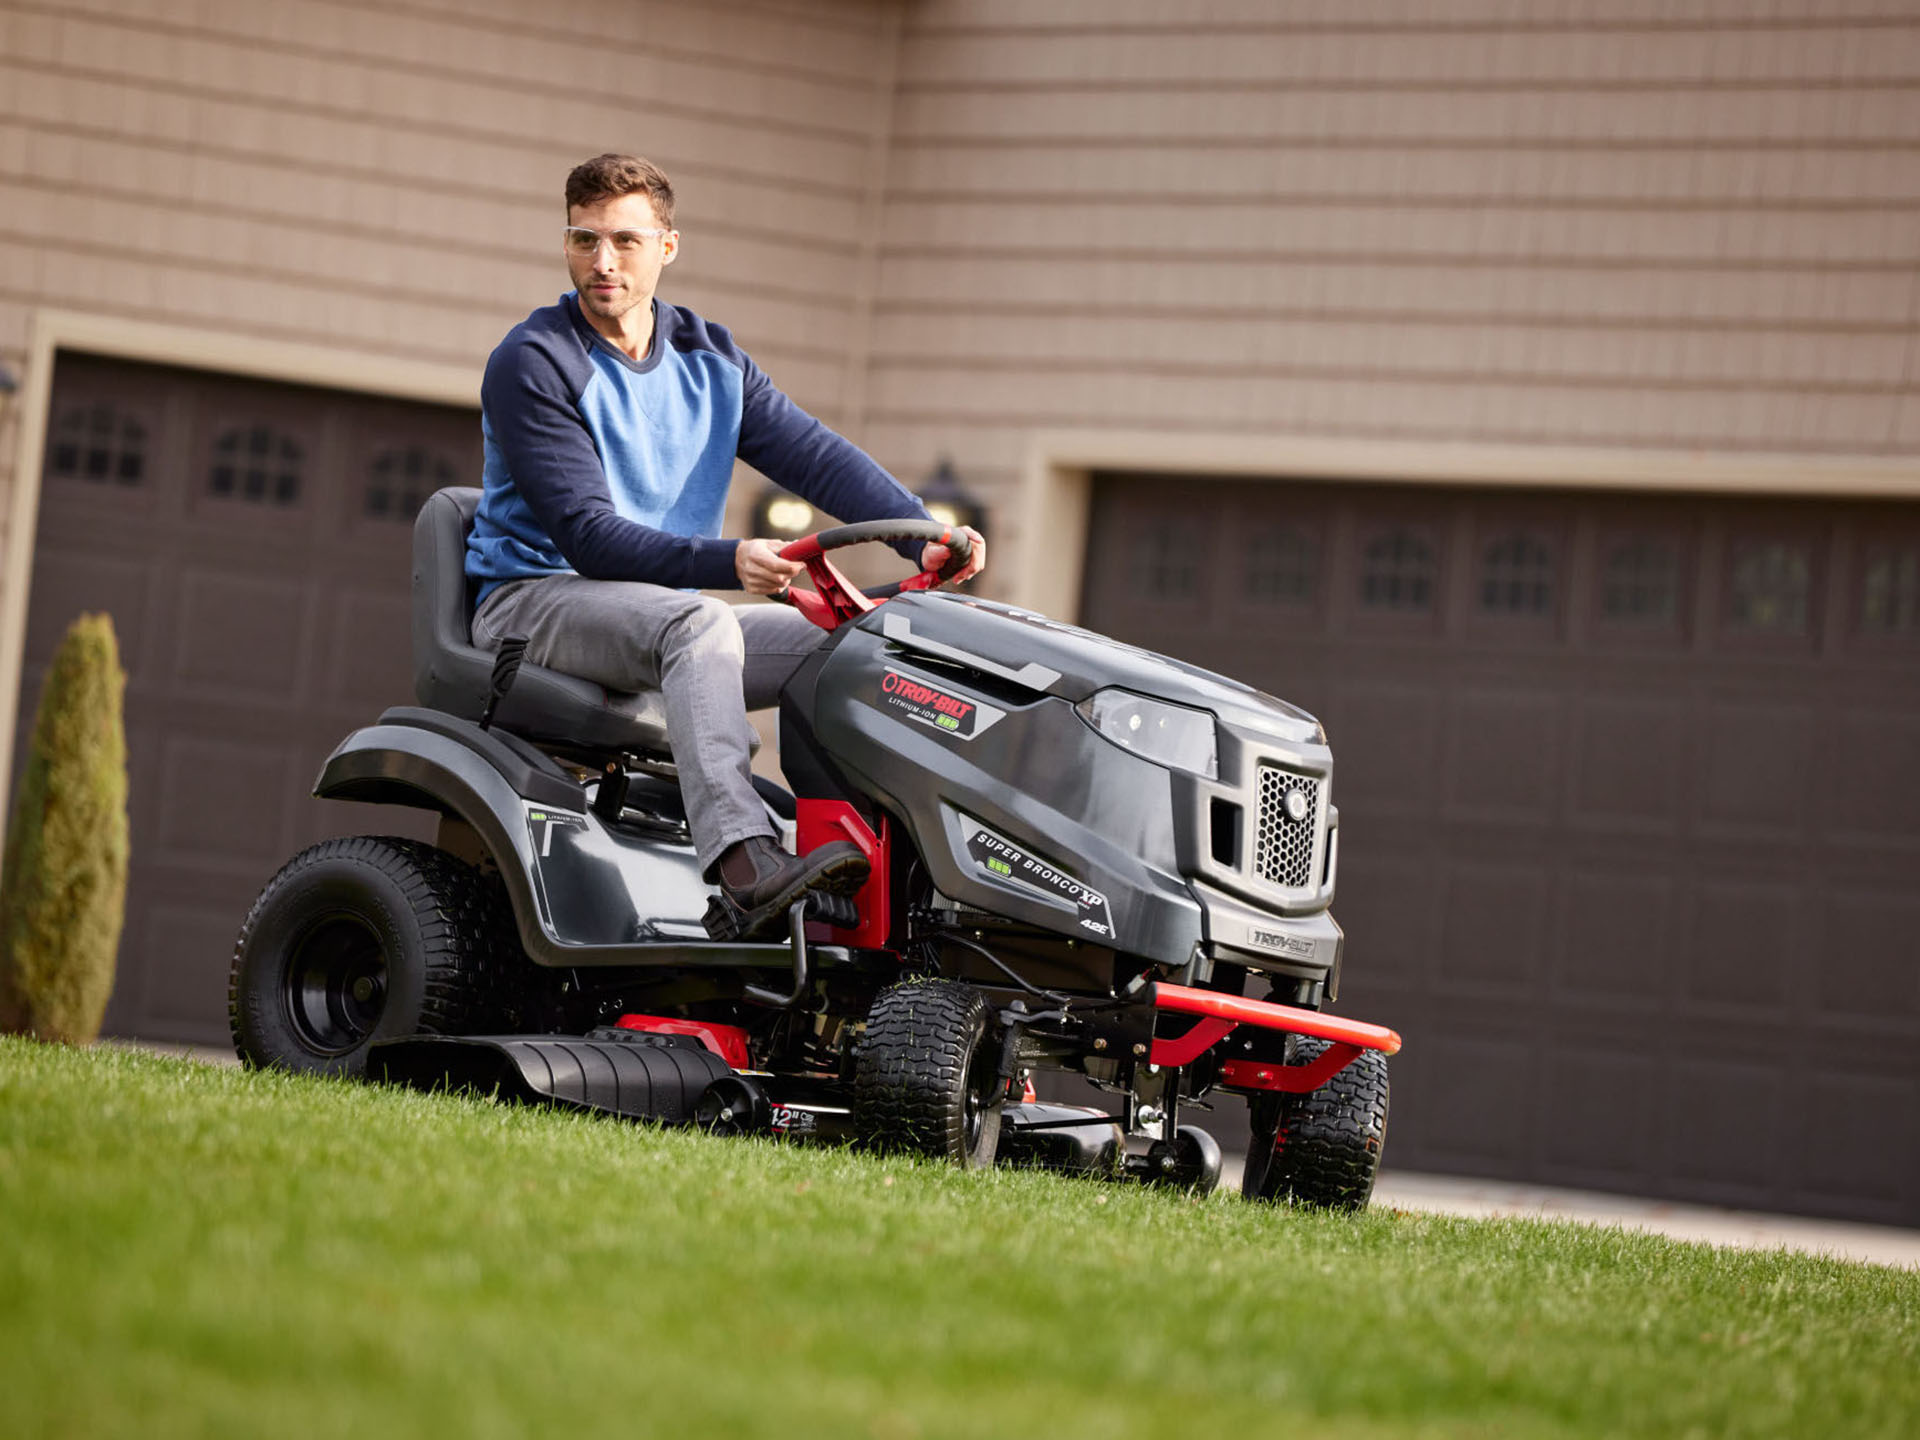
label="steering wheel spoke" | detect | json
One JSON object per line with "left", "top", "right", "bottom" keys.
{"left": 804, "top": 552, "right": 875, "bottom": 627}
{"left": 777, "top": 519, "right": 971, "bottom": 632}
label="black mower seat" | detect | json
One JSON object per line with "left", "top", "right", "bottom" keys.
{"left": 412, "top": 487, "right": 675, "bottom": 757}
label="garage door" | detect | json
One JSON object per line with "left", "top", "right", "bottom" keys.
{"left": 1083, "top": 473, "right": 1920, "bottom": 1225}
{"left": 12, "top": 352, "right": 478, "bottom": 1045}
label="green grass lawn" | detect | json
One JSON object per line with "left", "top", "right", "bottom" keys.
{"left": 1, "top": 1037, "right": 1915, "bottom": 1440}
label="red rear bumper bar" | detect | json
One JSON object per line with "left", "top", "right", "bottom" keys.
{"left": 1147, "top": 982, "right": 1402, "bottom": 1095}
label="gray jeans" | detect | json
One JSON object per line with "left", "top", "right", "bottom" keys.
{"left": 472, "top": 575, "right": 826, "bottom": 874}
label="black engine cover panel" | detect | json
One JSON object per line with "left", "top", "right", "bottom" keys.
{"left": 808, "top": 594, "right": 1209, "bottom": 966}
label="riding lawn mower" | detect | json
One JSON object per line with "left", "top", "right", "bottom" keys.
{"left": 228, "top": 489, "right": 1400, "bottom": 1207}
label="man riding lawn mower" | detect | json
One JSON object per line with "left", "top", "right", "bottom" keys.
{"left": 227, "top": 154, "right": 1400, "bottom": 1208}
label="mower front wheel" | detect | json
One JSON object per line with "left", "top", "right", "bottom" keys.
{"left": 854, "top": 979, "right": 1003, "bottom": 1168}
{"left": 1243, "top": 1034, "right": 1390, "bottom": 1212}
{"left": 229, "top": 836, "right": 512, "bottom": 1077}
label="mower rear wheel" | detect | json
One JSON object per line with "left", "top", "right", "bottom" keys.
{"left": 1243, "top": 1035, "right": 1390, "bottom": 1212}
{"left": 854, "top": 979, "right": 1002, "bottom": 1168}
{"left": 229, "top": 836, "right": 512, "bottom": 1077}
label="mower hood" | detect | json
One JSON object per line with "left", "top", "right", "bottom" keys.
{"left": 857, "top": 593, "right": 1324, "bottom": 743}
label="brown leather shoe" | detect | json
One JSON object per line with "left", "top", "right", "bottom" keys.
{"left": 703, "top": 836, "right": 869, "bottom": 940}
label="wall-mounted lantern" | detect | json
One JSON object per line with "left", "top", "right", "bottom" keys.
{"left": 748, "top": 457, "right": 987, "bottom": 547}
{"left": 749, "top": 485, "right": 817, "bottom": 542}
{"left": 916, "top": 457, "right": 987, "bottom": 541}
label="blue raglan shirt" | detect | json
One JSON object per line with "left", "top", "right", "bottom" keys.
{"left": 467, "top": 294, "right": 931, "bottom": 601}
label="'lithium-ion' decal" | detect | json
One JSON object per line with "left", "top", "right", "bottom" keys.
{"left": 879, "top": 667, "right": 1004, "bottom": 740}
{"left": 962, "top": 818, "right": 1114, "bottom": 938}
{"left": 527, "top": 808, "right": 586, "bottom": 857}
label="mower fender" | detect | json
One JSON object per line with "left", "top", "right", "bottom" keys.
{"left": 314, "top": 721, "right": 804, "bottom": 971}
{"left": 316, "top": 720, "right": 553, "bottom": 954}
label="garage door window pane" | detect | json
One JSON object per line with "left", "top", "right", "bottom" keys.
{"left": 1861, "top": 547, "right": 1920, "bottom": 633}
{"left": 1360, "top": 529, "right": 1436, "bottom": 612}
{"left": 48, "top": 403, "right": 146, "bottom": 487}
{"left": 1480, "top": 534, "right": 1555, "bottom": 616}
{"left": 366, "top": 446, "right": 456, "bottom": 520}
{"left": 209, "top": 425, "right": 303, "bottom": 506}
{"left": 1728, "top": 541, "right": 1810, "bottom": 633}
{"left": 1245, "top": 526, "right": 1318, "bottom": 606}
{"left": 1602, "top": 538, "right": 1681, "bottom": 623}
{"left": 1139, "top": 523, "right": 1203, "bottom": 602}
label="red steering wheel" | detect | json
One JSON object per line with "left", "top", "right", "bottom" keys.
{"left": 777, "top": 520, "right": 975, "bottom": 632}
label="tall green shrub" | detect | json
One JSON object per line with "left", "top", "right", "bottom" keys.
{"left": 0, "top": 612, "right": 129, "bottom": 1042}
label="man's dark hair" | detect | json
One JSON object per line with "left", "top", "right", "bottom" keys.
{"left": 565, "top": 154, "right": 675, "bottom": 227}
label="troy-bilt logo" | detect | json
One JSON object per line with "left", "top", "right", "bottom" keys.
{"left": 878, "top": 668, "right": 1003, "bottom": 740}
{"left": 883, "top": 670, "right": 973, "bottom": 726}
{"left": 1250, "top": 927, "right": 1316, "bottom": 958}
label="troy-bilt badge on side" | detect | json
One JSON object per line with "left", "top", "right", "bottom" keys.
{"left": 962, "top": 819, "right": 1115, "bottom": 938}
{"left": 879, "top": 667, "right": 1003, "bottom": 740}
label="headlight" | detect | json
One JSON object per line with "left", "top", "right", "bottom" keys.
{"left": 1077, "top": 690, "right": 1218, "bottom": 778}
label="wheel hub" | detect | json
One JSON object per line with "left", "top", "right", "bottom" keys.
{"left": 285, "top": 915, "right": 388, "bottom": 1056}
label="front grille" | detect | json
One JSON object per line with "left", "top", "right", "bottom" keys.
{"left": 1254, "top": 765, "right": 1321, "bottom": 888}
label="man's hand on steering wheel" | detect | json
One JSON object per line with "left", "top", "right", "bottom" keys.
{"left": 921, "top": 525, "right": 986, "bottom": 585}
{"left": 736, "top": 537, "right": 806, "bottom": 595}
{"left": 774, "top": 519, "right": 981, "bottom": 630}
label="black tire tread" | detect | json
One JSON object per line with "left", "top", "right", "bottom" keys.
{"left": 853, "top": 978, "right": 999, "bottom": 1167}
{"left": 228, "top": 835, "right": 515, "bottom": 1071}
{"left": 1247, "top": 1034, "right": 1390, "bottom": 1213}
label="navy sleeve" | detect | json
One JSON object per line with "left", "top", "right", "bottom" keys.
{"left": 728, "top": 344, "right": 933, "bottom": 563}
{"left": 481, "top": 333, "right": 741, "bottom": 590}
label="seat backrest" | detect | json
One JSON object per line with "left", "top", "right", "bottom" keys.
{"left": 411, "top": 488, "right": 673, "bottom": 755}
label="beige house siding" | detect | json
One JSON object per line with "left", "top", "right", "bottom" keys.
{"left": 870, "top": 0, "right": 1920, "bottom": 580}
{"left": 0, "top": 0, "right": 907, "bottom": 787}
{"left": 0, "top": 0, "right": 905, "bottom": 538}
{"left": 3, "top": 0, "right": 1918, "bottom": 630}
{"left": 0, "top": 0, "right": 910, "bottom": 821}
